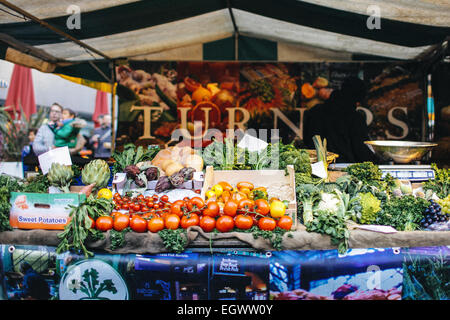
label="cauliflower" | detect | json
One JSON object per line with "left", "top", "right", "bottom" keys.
{"left": 316, "top": 192, "right": 341, "bottom": 214}
{"left": 358, "top": 192, "right": 381, "bottom": 224}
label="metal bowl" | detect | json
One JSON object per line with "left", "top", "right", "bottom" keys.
{"left": 364, "top": 140, "right": 438, "bottom": 164}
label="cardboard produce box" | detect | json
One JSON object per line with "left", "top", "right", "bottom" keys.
{"left": 9, "top": 192, "right": 86, "bottom": 230}
{"left": 201, "top": 165, "right": 298, "bottom": 229}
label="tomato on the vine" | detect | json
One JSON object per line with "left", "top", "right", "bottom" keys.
{"left": 216, "top": 215, "right": 235, "bottom": 232}
{"left": 199, "top": 216, "right": 216, "bottom": 232}
{"left": 148, "top": 217, "right": 165, "bottom": 233}
{"left": 277, "top": 215, "right": 293, "bottom": 230}
{"left": 203, "top": 201, "right": 219, "bottom": 218}
{"left": 258, "top": 217, "right": 276, "bottom": 231}
{"left": 223, "top": 200, "right": 238, "bottom": 217}
{"left": 160, "top": 195, "right": 169, "bottom": 203}
{"left": 130, "top": 216, "right": 147, "bottom": 233}
{"left": 234, "top": 214, "right": 253, "bottom": 230}
{"left": 87, "top": 216, "right": 95, "bottom": 229}
{"left": 165, "top": 214, "right": 180, "bottom": 230}
{"left": 113, "top": 214, "right": 130, "bottom": 231}
{"left": 170, "top": 200, "right": 185, "bottom": 217}
{"left": 181, "top": 213, "right": 200, "bottom": 229}
{"left": 137, "top": 194, "right": 145, "bottom": 201}
{"left": 238, "top": 199, "right": 254, "bottom": 213}
{"left": 187, "top": 197, "right": 205, "bottom": 212}
{"left": 96, "top": 216, "right": 113, "bottom": 231}
{"left": 254, "top": 199, "right": 270, "bottom": 216}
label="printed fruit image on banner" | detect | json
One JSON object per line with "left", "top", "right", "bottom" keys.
{"left": 115, "top": 61, "right": 424, "bottom": 150}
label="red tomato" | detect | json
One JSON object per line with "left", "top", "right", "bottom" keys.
{"left": 238, "top": 199, "right": 254, "bottom": 213}
{"left": 121, "top": 203, "right": 129, "bottom": 210}
{"left": 146, "top": 202, "right": 154, "bottom": 208}
{"left": 181, "top": 213, "right": 200, "bottom": 229}
{"left": 258, "top": 217, "right": 276, "bottom": 231}
{"left": 148, "top": 217, "right": 165, "bottom": 233}
{"left": 234, "top": 214, "right": 253, "bottom": 230}
{"left": 113, "top": 214, "right": 130, "bottom": 231}
{"left": 96, "top": 216, "right": 113, "bottom": 231}
{"left": 133, "top": 204, "right": 141, "bottom": 212}
{"left": 165, "top": 214, "right": 181, "bottom": 230}
{"left": 110, "top": 211, "right": 122, "bottom": 219}
{"left": 160, "top": 195, "right": 169, "bottom": 203}
{"left": 87, "top": 216, "right": 95, "bottom": 229}
{"left": 137, "top": 194, "right": 145, "bottom": 201}
{"left": 203, "top": 201, "right": 220, "bottom": 218}
{"left": 277, "top": 215, "right": 293, "bottom": 230}
{"left": 187, "top": 197, "right": 205, "bottom": 212}
{"left": 199, "top": 216, "right": 216, "bottom": 232}
{"left": 153, "top": 204, "right": 160, "bottom": 210}
{"left": 130, "top": 216, "right": 147, "bottom": 233}
{"left": 254, "top": 199, "right": 270, "bottom": 216}
{"left": 152, "top": 195, "right": 159, "bottom": 202}
{"left": 216, "top": 215, "right": 235, "bottom": 232}
{"left": 170, "top": 200, "right": 186, "bottom": 217}
{"left": 223, "top": 200, "right": 238, "bottom": 217}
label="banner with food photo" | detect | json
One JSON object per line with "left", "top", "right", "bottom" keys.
{"left": 115, "top": 61, "right": 425, "bottom": 149}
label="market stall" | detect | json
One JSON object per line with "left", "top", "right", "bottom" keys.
{"left": 0, "top": 0, "right": 450, "bottom": 301}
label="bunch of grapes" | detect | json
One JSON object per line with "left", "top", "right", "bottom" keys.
{"left": 437, "top": 195, "right": 450, "bottom": 215}
{"left": 420, "top": 200, "right": 450, "bottom": 229}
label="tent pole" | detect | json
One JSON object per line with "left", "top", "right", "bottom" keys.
{"left": 110, "top": 61, "right": 117, "bottom": 154}
{"left": 0, "top": 0, "right": 112, "bottom": 61}
{"left": 227, "top": 0, "right": 239, "bottom": 61}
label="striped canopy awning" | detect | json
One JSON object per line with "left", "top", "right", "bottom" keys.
{"left": 0, "top": 0, "right": 449, "bottom": 81}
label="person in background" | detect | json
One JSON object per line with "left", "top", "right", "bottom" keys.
{"left": 91, "top": 113, "right": 112, "bottom": 159}
{"left": 303, "top": 76, "right": 378, "bottom": 163}
{"left": 53, "top": 108, "right": 86, "bottom": 149}
{"left": 21, "top": 128, "right": 38, "bottom": 173}
{"left": 14, "top": 262, "right": 51, "bottom": 300}
{"left": 33, "top": 103, "right": 63, "bottom": 156}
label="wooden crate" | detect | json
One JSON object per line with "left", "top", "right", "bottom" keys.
{"left": 201, "top": 165, "right": 298, "bottom": 229}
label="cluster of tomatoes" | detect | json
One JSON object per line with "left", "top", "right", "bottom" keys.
{"left": 93, "top": 192, "right": 293, "bottom": 234}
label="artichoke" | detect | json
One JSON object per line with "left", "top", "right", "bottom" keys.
{"left": 179, "top": 167, "right": 195, "bottom": 181}
{"left": 144, "top": 166, "right": 160, "bottom": 181}
{"left": 169, "top": 171, "right": 185, "bottom": 187}
{"left": 155, "top": 176, "right": 172, "bottom": 193}
{"left": 47, "top": 163, "right": 74, "bottom": 193}
{"left": 81, "top": 159, "right": 111, "bottom": 191}
{"left": 124, "top": 164, "right": 140, "bottom": 179}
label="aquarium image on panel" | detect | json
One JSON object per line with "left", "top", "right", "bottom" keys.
{"left": 270, "top": 248, "right": 403, "bottom": 300}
